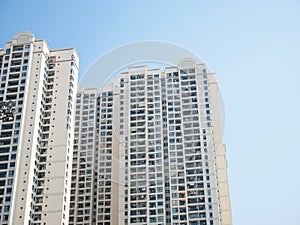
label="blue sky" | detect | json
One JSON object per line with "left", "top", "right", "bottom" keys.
{"left": 1, "top": 0, "right": 300, "bottom": 224}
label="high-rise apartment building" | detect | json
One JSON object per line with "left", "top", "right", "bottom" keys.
{"left": 0, "top": 32, "right": 231, "bottom": 225}
{"left": 71, "top": 59, "right": 232, "bottom": 225}
{"left": 0, "top": 32, "right": 79, "bottom": 225}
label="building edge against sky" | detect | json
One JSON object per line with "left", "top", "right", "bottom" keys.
{"left": 0, "top": 32, "right": 232, "bottom": 225}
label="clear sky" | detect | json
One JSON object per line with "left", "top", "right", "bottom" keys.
{"left": 1, "top": 0, "right": 300, "bottom": 224}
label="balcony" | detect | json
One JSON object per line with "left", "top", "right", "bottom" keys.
{"left": 37, "top": 164, "right": 46, "bottom": 170}
{"left": 10, "top": 60, "right": 21, "bottom": 66}
{"left": 8, "top": 74, "right": 19, "bottom": 80}
{"left": 32, "top": 214, "right": 41, "bottom": 221}
{"left": 7, "top": 88, "right": 19, "bottom": 95}
{"left": 10, "top": 67, "right": 20, "bottom": 73}
{"left": 13, "top": 46, "right": 23, "bottom": 51}
{"left": 8, "top": 81, "right": 19, "bottom": 86}
{"left": 36, "top": 189, "right": 44, "bottom": 195}
{"left": 0, "top": 140, "right": 11, "bottom": 146}
{"left": 12, "top": 53, "right": 22, "bottom": 59}
{"left": 0, "top": 132, "right": 12, "bottom": 138}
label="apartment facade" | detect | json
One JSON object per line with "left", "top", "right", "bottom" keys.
{"left": 71, "top": 59, "right": 232, "bottom": 225}
{"left": 69, "top": 86, "right": 99, "bottom": 224}
{"left": 0, "top": 32, "right": 231, "bottom": 225}
{"left": 70, "top": 84, "right": 121, "bottom": 225}
{"left": 117, "top": 60, "right": 231, "bottom": 225}
{"left": 0, "top": 32, "right": 79, "bottom": 225}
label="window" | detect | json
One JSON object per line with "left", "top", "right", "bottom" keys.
{"left": 4, "top": 205, "right": 10, "bottom": 212}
